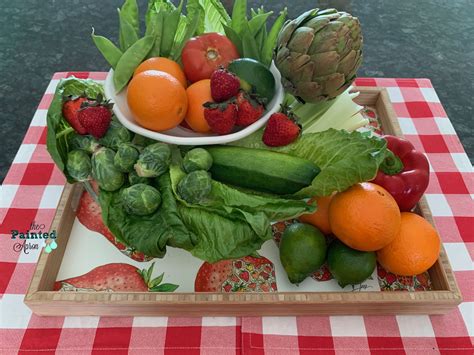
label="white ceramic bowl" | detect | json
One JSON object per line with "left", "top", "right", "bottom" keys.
{"left": 104, "top": 62, "right": 284, "bottom": 145}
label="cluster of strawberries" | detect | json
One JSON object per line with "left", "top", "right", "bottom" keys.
{"left": 203, "top": 68, "right": 265, "bottom": 135}
{"left": 62, "top": 93, "right": 113, "bottom": 138}
{"left": 203, "top": 68, "right": 301, "bottom": 147}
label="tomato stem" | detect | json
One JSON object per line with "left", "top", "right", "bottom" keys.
{"left": 206, "top": 48, "right": 218, "bottom": 61}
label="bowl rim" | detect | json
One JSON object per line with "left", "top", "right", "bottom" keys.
{"left": 104, "top": 62, "right": 284, "bottom": 145}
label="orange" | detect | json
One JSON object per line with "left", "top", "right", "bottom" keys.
{"left": 134, "top": 57, "right": 187, "bottom": 88}
{"left": 127, "top": 70, "right": 188, "bottom": 132}
{"left": 299, "top": 195, "right": 334, "bottom": 235}
{"left": 329, "top": 182, "right": 401, "bottom": 251}
{"left": 377, "top": 212, "right": 441, "bottom": 276}
{"left": 185, "top": 79, "right": 212, "bottom": 133}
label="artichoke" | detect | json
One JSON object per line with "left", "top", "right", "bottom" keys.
{"left": 275, "top": 8, "right": 363, "bottom": 103}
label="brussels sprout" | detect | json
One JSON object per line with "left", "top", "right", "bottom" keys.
{"left": 134, "top": 143, "right": 171, "bottom": 178}
{"left": 132, "top": 134, "right": 156, "bottom": 147}
{"left": 91, "top": 147, "right": 125, "bottom": 191}
{"left": 66, "top": 150, "right": 91, "bottom": 182}
{"left": 177, "top": 170, "right": 212, "bottom": 204}
{"left": 183, "top": 148, "right": 213, "bottom": 173}
{"left": 99, "top": 121, "right": 132, "bottom": 149}
{"left": 70, "top": 134, "right": 100, "bottom": 154}
{"left": 128, "top": 171, "right": 150, "bottom": 185}
{"left": 121, "top": 183, "right": 161, "bottom": 216}
{"left": 114, "top": 143, "right": 139, "bottom": 173}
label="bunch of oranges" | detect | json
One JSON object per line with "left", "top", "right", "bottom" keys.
{"left": 299, "top": 182, "right": 441, "bottom": 276}
{"left": 127, "top": 57, "right": 213, "bottom": 133}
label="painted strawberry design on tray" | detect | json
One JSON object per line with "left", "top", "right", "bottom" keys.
{"left": 377, "top": 264, "right": 431, "bottom": 291}
{"left": 195, "top": 256, "right": 277, "bottom": 292}
{"left": 54, "top": 262, "right": 178, "bottom": 292}
{"left": 77, "top": 185, "right": 152, "bottom": 262}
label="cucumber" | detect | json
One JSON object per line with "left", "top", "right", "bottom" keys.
{"left": 207, "top": 146, "right": 320, "bottom": 195}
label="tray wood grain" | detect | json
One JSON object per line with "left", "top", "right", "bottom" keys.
{"left": 24, "top": 87, "right": 462, "bottom": 316}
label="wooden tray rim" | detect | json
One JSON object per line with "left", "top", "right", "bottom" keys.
{"left": 24, "top": 87, "right": 463, "bottom": 316}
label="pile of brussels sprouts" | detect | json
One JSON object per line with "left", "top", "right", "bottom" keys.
{"left": 65, "top": 121, "right": 169, "bottom": 216}
{"left": 65, "top": 120, "right": 215, "bottom": 216}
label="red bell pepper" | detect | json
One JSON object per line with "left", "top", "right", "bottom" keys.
{"left": 372, "top": 135, "right": 429, "bottom": 211}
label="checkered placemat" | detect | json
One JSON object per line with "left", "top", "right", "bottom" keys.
{"left": 0, "top": 73, "right": 472, "bottom": 354}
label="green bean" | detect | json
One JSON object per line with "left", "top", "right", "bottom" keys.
{"left": 118, "top": 8, "right": 139, "bottom": 51}
{"left": 91, "top": 28, "right": 123, "bottom": 69}
{"left": 113, "top": 35, "right": 155, "bottom": 93}
{"left": 121, "top": 0, "right": 139, "bottom": 35}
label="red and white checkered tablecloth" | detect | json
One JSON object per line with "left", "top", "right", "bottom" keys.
{"left": 0, "top": 73, "right": 472, "bottom": 354}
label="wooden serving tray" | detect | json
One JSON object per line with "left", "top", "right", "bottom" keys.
{"left": 24, "top": 87, "right": 462, "bottom": 316}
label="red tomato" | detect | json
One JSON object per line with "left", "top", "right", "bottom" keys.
{"left": 182, "top": 32, "right": 240, "bottom": 83}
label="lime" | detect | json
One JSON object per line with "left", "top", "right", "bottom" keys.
{"left": 327, "top": 239, "right": 376, "bottom": 287}
{"left": 279, "top": 222, "right": 327, "bottom": 284}
{"left": 228, "top": 58, "right": 275, "bottom": 101}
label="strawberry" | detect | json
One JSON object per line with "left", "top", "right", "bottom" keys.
{"left": 76, "top": 183, "right": 150, "bottom": 262}
{"left": 54, "top": 262, "right": 178, "bottom": 292}
{"left": 235, "top": 91, "right": 265, "bottom": 126}
{"left": 203, "top": 101, "right": 237, "bottom": 135}
{"left": 62, "top": 96, "right": 89, "bottom": 134}
{"left": 210, "top": 67, "right": 240, "bottom": 102}
{"left": 77, "top": 95, "right": 113, "bottom": 138}
{"left": 194, "top": 256, "right": 278, "bottom": 292}
{"left": 262, "top": 111, "right": 301, "bottom": 147}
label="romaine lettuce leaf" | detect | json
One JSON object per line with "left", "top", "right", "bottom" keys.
{"left": 178, "top": 204, "right": 267, "bottom": 263}
{"left": 277, "top": 129, "right": 387, "bottom": 197}
{"left": 99, "top": 173, "right": 196, "bottom": 258}
{"left": 46, "top": 77, "right": 104, "bottom": 183}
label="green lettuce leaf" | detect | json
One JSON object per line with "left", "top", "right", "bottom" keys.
{"left": 99, "top": 173, "right": 196, "bottom": 258}
{"left": 277, "top": 129, "right": 387, "bottom": 197}
{"left": 178, "top": 204, "right": 267, "bottom": 263}
{"left": 46, "top": 78, "right": 104, "bottom": 183}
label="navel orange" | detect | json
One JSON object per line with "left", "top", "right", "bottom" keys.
{"left": 377, "top": 212, "right": 441, "bottom": 276}
{"left": 185, "top": 79, "right": 212, "bottom": 133}
{"left": 328, "top": 182, "right": 401, "bottom": 251}
{"left": 133, "top": 57, "right": 187, "bottom": 88}
{"left": 299, "top": 195, "right": 334, "bottom": 235}
{"left": 127, "top": 70, "right": 188, "bottom": 132}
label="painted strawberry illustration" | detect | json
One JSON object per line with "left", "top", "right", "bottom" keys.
{"left": 54, "top": 262, "right": 178, "bottom": 292}
{"left": 194, "top": 256, "right": 277, "bottom": 292}
{"left": 76, "top": 185, "right": 151, "bottom": 262}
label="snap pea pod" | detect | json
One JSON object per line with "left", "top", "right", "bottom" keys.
{"left": 113, "top": 35, "right": 155, "bottom": 93}
{"left": 118, "top": 8, "right": 139, "bottom": 51}
{"left": 121, "top": 0, "right": 139, "bottom": 35}
{"left": 91, "top": 28, "right": 123, "bottom": 69}
{"left": 262, "top": 8, "right": 287, "bottom": 66}
{"left": 160, "top": 2, "right": 183, "bottom": 58}
{"left": 147, "top": 10, "right": 165, "bottom": 58}
{"left": 170, "top": 8, "right": 202, "bottom": 61}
